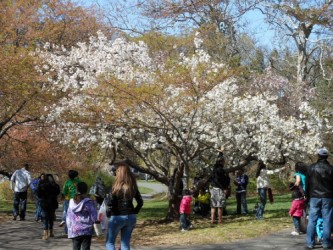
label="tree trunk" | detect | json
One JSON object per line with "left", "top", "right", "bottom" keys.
{"left": 166, "top": 192, "right": 181, "bottom": 220}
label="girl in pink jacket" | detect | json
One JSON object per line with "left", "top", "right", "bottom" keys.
{"left": 289, "top": 183, "right": 306, "bottom": 236}
{"left": 179, "top": 189, "right": 192, "bottom": 231}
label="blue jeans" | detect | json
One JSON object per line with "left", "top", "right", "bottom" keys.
{"left": 106, "top": 214, "right": 137, "bottom": 250}
{"left": 42, "top": 208, "right": 55, "bottom": 230}
{"left": 179, "top": 213, "right": 191, "bottom": 229}
{"left": 306, "top": 198, "right": 333, "bottom": 248}
{"left": 13, "top": 191, "right": 27, "bottom": 219}
{"left": 236, "top": 191, "right": 248, "bottom": 214}
{"left": 292, "top": 216, "right": 300, "bottom": 232}
{"left": 62, "top": 200, "right": 69, "bottom": 233}
{"left": 34, "top": 193, "right": 42, "bottom": 220}
{"left": 256, "top": 188, "right": 267, "bottom": 219}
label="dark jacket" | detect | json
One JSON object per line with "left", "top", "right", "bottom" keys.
{"left": 107, "top": 190, "right": 143, "bottom": 216}
{"left": 210, "top": 164, "right": 230, "bottom": 190}
{"left": 37, "top": 179, "right": 60, "bottom": 211}
{"left": 235, "top": 174, "right": 248, "bottom": 192}
{"left": 306, "top": 159, "right": 333, "bottom": 199}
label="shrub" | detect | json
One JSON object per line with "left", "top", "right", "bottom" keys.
{"left": 0, "top": 181, "right": 13, "bottom": 201}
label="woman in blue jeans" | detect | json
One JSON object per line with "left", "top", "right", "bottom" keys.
{"left": 255, "top": 161, "right": 286, "bottom": 219}
{"left": 106, "top": 164, "right": 144, "bottom": 250}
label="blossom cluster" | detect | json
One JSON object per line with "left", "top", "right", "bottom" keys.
{"left": 38, "top": 31, "right": 328, "bottom": 169}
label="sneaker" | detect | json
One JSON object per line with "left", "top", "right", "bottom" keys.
{"left": 19, "top": 217, "right": 25, "bottom": 221}
{"left": 291, "top": 231, "right": 300, "bottom": 236}
{"left": 58, "top": 221, "right": 65, "bottom": 227}
{"left": 181, "top": 228, "right": 188, "bottom": 232}
{"left": 13, "top": 215, "right": 17, "bottom": 221}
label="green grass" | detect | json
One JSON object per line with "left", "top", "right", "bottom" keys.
{"left": 137, "top": 192, "right": 291, "bottom": 221}
{"left": 138, "top": 195, "right": 169, "bottom": 220}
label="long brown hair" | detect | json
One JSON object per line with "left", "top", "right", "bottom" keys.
{"left": 112, "top": 164, "right": 138, "bottom": 199}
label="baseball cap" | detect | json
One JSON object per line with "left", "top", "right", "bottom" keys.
{"left": 317, "top": 147, "right": 329, "bottom": 156}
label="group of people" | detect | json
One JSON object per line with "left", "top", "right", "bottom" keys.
{"left": 285, "top": 147, "right": 333, "bottom": 249}
{"left": 10, "top": 163, "right": 144, "bottom": 250}
{"left": 178, "top": 147, "right": 333, "bottom": 250}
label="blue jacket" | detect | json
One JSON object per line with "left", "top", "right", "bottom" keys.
{"left": 235, "top": 174, "right": 248, "bottom": 192}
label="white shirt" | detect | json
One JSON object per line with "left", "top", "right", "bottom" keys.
{"left": 256, "top": 167, "right": 285, "bottom": 189}
{"left": 10, "top": 168, "right": 32, "bottom": 192}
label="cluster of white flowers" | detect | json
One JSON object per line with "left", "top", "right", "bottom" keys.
{"left": 38, "top": 31, "right": 328, "bottom": 169}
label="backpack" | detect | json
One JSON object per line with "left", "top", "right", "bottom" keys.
{"left": 30, "top": 178, "right": 40, "bottom": 193}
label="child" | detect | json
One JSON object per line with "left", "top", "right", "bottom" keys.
{"left": 179, "top": 189, "right": 192, "bottom": 232}
{"left": 66, "top": 181, "right": 98, "bottom": 250}
{"left": 194, "top": 188, "right": 210, "bottom": 217}
{"left": 288, "top": 183, "right": 306, "bottom": 236}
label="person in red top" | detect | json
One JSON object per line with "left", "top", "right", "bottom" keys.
{"left": 179, "top": 189, "right": 192, "bottom": 232}
{"left": 289, "top": 183, "right": 306, "bottom": 236}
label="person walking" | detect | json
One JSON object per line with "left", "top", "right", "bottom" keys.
{"left": 30, "top": 173, "right": 45, "bottom": 222}
{"left": 255, "top": 161, "right": 286, "bottom": 220}
{"left": 234, "top": 169, "right": 249, "bottom": 215}
{"left": 106, "top": 164, "right": 144, "bottom": 250}
{"left": 37, "top": 174, "right": 60, "bottom": 240}
{"left": 66, "top": 181, "right": 97, "bottom": 250}
{"left": 10, "top": 163, "right": 32, "bottom": 221}
{"left": 179, "top": 189, "right": 193, "bottom": 232}
{"left": 209, "top": 152, "right": 230, "bottom": 224}
{"left": 59, "top": 170, "right": 81, "bottom": 233}
{"left": 288, "top": 183, "right": 306, "bottom": 236}
{"left": 306, "top": 148, "right": 333, "bottom": 249}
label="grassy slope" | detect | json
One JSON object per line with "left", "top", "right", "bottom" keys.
{"left": 130, "top": 192, "right": 293, "bottom": 247}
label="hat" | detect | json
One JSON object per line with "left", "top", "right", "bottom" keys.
{"left": 317, "top": 147, "right": 329, "bottom": 156}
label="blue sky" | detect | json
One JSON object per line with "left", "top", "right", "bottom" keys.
{"left": 80, "top": 0, "right": 276, "bottom": 50}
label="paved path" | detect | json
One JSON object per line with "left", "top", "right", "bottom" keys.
{"left": 138, "top": 181, "right": 168, "bottom": 199}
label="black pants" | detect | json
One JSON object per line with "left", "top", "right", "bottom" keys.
{"left": 13, "top": 191, "right": 27, "bottom": 219}
{"left": 72, "top": 235, "right": 92, "bottom": 250}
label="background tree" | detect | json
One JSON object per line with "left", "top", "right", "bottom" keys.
{"left": 0, "top": 0, "right": 112, "bottom": 174}
{"left": 0, "top": 126, "right": 78, "bottom": 178}
{"left": 259, "top": 0, "right": 333, "bottom": 86}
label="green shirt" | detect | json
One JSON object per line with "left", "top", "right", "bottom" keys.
{"left": 62, "top": 178, "right": 81, "bottom": 200}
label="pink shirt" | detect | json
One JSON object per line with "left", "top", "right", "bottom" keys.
{"left": 289, "top": 198, "right": 305, "bottom": 217}
{"left": 179, "top": 195, "right": 192, "bottom": 214}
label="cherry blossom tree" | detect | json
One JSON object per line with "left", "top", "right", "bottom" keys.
{"left": 38, "top": 31, "right": 330, "bottom": 218}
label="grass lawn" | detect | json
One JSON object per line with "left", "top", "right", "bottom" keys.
{"left": 130, "top": 193, "right": 293, "bottom": 247}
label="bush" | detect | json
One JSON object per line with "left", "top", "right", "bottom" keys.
{"left": 0, "top": 181, "right": 13, "bottom": 201}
